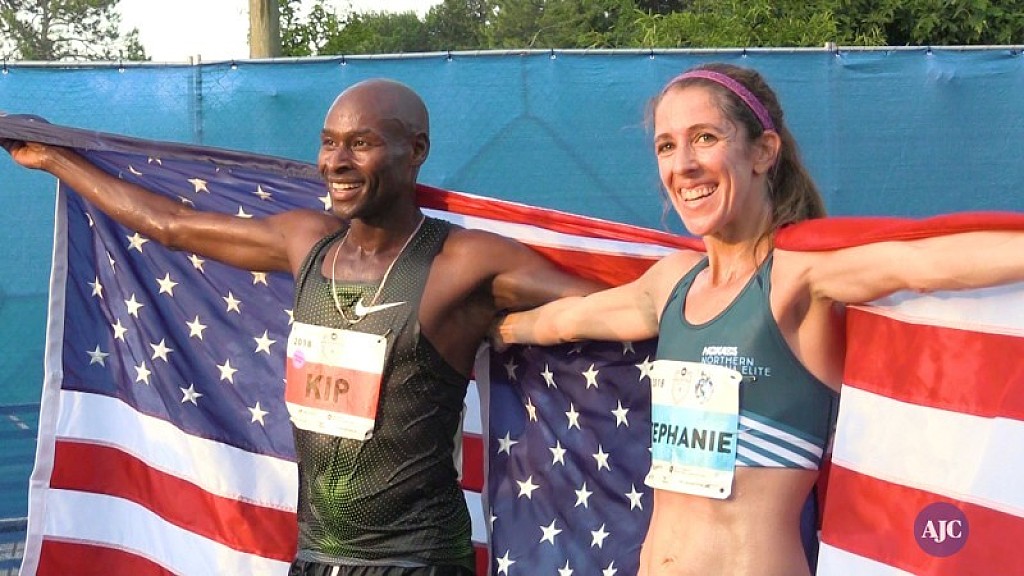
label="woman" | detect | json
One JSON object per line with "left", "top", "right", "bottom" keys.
{"left": 495, "top": 63, "right": 1024, "bottom": 575}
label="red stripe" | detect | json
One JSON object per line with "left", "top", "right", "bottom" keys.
{"left": 460, "top": 432, "right": 484, "bottom": 493}
{"left": 845, "top": 307, "right": 1024, "bottom": 420}
{"left": 820, "top": 464, "right": 1024, "bottom": 575}
{"left": 474, "top": 543, "right": 489, "bottom": 575}
{"left": 530, "top": 244, "right": 660, "bottom": 286}
{"left": 50, "top": 440, "right": 298, "bottom": 562}
{"left": 38, "top": 539, "right": 177, "bottom": 576}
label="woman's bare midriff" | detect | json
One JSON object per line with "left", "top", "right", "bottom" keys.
{"left": 638, "top": 467, "right": 818, "bottom": 576}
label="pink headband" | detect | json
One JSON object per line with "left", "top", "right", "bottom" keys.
{"left": 671, "top": 70, "right": 775, "bottom": 132}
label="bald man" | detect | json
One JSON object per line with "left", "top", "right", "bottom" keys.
{"left": 4, "top": 79, "right": 602, "bottom": 575}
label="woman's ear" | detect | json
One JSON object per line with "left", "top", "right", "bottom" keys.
{"left": 753, "top": 130, "right": 781, "bottom": 175}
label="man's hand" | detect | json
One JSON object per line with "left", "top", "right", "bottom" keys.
{"left": 1, "top": 139, "right": 54, "bottom": 171}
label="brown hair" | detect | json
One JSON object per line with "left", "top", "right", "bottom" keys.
{"left": 649, "top": 63, "right": 826, "bottom": 237}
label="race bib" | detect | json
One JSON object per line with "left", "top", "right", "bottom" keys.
{"left": 285, "top": 322, "right": 387, "bottom": 440}
{"left": 645, "top": 359, "right": 742, "bottom": 499}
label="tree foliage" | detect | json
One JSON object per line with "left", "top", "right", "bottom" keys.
{"left": 278, "top": 0, "right": 1024, "bottom": 57}
{"left": 0, "top": 0, "right": 147, "bottom": 61}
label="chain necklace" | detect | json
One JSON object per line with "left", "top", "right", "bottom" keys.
{"left": 329, "top": 215, "right": 426, "bottom": 325}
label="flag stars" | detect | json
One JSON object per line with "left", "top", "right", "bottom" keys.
{"left": 157, "top": 273, "right": 178, "bottom": 296}
{"left": 134, "top": 361, "right": 152, "bottom": 385}
{"left": 253, "top": 185, "right": 272, "bottom": 200}
{"left": 87, "top": 345, "right": 109, "bottom": 366}
{"left": 106, "top": 251, "right": 116, "bottom": 270}
{"left": 582, "top": 363, "right": 600, "bottom": 389}
{"left": 249, "top": 402, "right": 268, "bottom": 425}
{"left": 127, "top": 232, "right": 149, "bottom": 252}
{"left": 549, "top": 440, "right": 567, "bottom": 466}
{"left": 591, "top": 523, "right": 610, "bottom": 548}
{"left": 575, "top": 481, "right": 593, "bottom": 508}
{"left": 626, "top": 484, "right": 644, "bottom": 511}
{"left": 223, "top": 291, "right": 242, "bottom": 313}
{"left": 112, "top": 319, "right": 128, "bottom": 341}
{"left": 612, "top": 400, "right": 630, "bottom": 427}
{"left": 503, "top": 357, "right": 518, "bottom": 381}
{"left": 593, "top": 445, "right": 611, "bottom": 471}
{"left": 285, "top": 309, "right": 294, "bottom": 325}
{"left": 188, "top": 254, "right": 206, "bottom": 272}
{"left": 125, "top": 294, "right": 144, "bottom": 317}
{"left": 187, "top": 315, "right": 207, "bottom": 339}
{"left": 622, "top": 341, "right": 635, "bottom": 355}
{"left": 217, "top": 359, "right": 238, "bottom": 383}
{"left": 565, "top": 403, "right": 581, "bottom": 430}
{"left": 254, "top": 330, "right": 276, "bottom": 354}
{"left": 251, "top": 271, "right": 268, "bottom": 285}
{"left": 188, "top": 177, "right": 209, "bottom": 193}
{"left": 88, "top": 276, "right": 103, "bottom": 298}
{"left": 150, "top": 339, "right": 173, "bottom": 362}
{"left": 541, "top": 363, "right": 557, "bottom": 388}
{"left": 127, "top": 164, "right": 143, "bottom": 176}
{"left": 516, "top": 475, "right": 539, "bottom": 499}
{"left": 636, "top": 355, "right": 655, "bottom": 382}
{"left": 496, "top": 550, "right": 515, "bottom": 575}
{"left": 318, "top": 193, "right": 332, "bottom": 211}
{"left": 180, "top": 384, "right": 202, "bottom": 405}
{"left": 558, "top": 560, "right": 574, "bottom": 576}
{"left": 497, "top": 431, "right": 519, "bottom": 455}
{"left": 603, "top": 562, "right": 619, "bottom": 576}
{"left": 524, "top": 396, "right": 537, "bottom": 421}
{"left": 235, "top": 206, "right": 253, "bottom": 219}
{"left": 539, "top": 519, "right": 562, "bottom": 545}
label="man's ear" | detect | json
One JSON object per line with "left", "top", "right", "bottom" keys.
{"left": 411, "top": 132, "right": 430, "bottom": 167}
{"left": 753, "top": 130, "right": 781, "bottom": 175}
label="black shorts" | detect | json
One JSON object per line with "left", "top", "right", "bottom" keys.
{"left": 288, "top": 561, "right": 474, "bottom": 576}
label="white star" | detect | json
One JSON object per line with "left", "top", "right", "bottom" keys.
{"left": 187, "top": 315, "right": 207, "bottom": 339}
{"left": 593, "top": 445, "right": 611, "bottom": 471}
{"left": 612, "top": 400, "right": 630, "bottom": 427}
{"left": 495, "top": 550, "right": 515, "bottom": 575}
{"left": 549, "top": 440, "right": 567, "bottom": 466}
{"left": 188, "top": 177, "right": 209, "bottom": 193}
{"left": 134, "top": 361, "right": 151, "bottom": 385}
{"left": 127, "top": 164, "right": 143, "bottom": 176}
{"left": 497, "top": 431, "right": 519, "bottom": 455}
{"left": 253, "top": 185, "right": 272, "bottom": 200}
{"left": 112, "top": 319, "right": 128, "bottom": 341}
{"left": 626, "top": 483, "right": 644, "bottom": 511}
{"left": 87, "top": 345, "right": 109, "bottom": 366}
{"left": 254, "top": 330, "right": 276, "bottom": 354}
{"left": 489, "top": 510, "right": 497, "bottom": 529}
{"left": 503, "top": 357, "right": 518, "bottom": 381}
{"left": 157, "top": 273, "right": 178, "bottom": 296}
{"left": 88, "top": 276, "right": 103, "bottom": 298}
{"left": 603, "top": 562, "right": 619, "bottom": 576}
{"left": 558, "top": 560, "right": 573, "bottom": 576}
{"left": 319, "top": 192, "right": 332, "bottom": 211}
{"left": 539, "top": 519, "right": 562, "bottom": 545}
{"left": 524, "top": 396, "right": 537, "bottom": 421}
{"left": 541, "top": 363, "right": 557, "bottom": 388}
{"left": 251, "top": 271, "right": 268, "bottom": 285}
{"left": 235, "top": 206, "right": 253, "bottom": 219}
{"left": 180, "top": 383, "right": 203, "bottom": 405}
{"left": 86, "top": 213, "right": 94, "bottom": 227}
{"left": 636, "top": 355, "right": 655, "bottom": 382}
{"left": 569, "top": 343, "right": 584, "bottom": 355}
{"left": 285, "top": 309, "right": 294, "bottom": 325}
{"left": 591, "top": 523, "right": 610, "bottom": 548}
{"left": 565, "top": 402, "right": 581, "bottom": 430}
{"left": 582, "top": 363, "right": 600, "bottom": 388}
{"left": 150, "top": 339, "right": 173, "bottom": 362}
{"left": 223, "top": 291, "right": 242, "bottom": 313}
{"left": 217, "top": 359, "right": 238, "bottom": 383}
{"left": 147, "top": 156, "right": 163, "bottom": 165}
{"left": 622, "top": 341, "right": 635, "bottom": 355}
{"left": 249, "top": 401, "right": 268, "bottom": 425}
{"left": 106, "top": 251, "right": 116, "bottom": 269}
{"left": 178, "top": 196, "right": 195, "bottom": 206}
{"left": 188, "top": 253, "right": 206, "bottom": 271}
{"left": 516, "top": 475, "right": 539, "bottom": 499}
{"left": 575, "top": 482, "right": 593, "bottom": 508}
{"left": 127, "top": 232, "right": 149, "bottom": 252}
{"left": 124, "top": 294, "right": 144, "bottom": 317}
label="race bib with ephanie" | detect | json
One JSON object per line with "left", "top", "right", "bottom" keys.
{"left": 285, "top": 322, "right": 387, "bottom": 441}
{"left": 645, "top": 359, "right": 742, "bottom": 499}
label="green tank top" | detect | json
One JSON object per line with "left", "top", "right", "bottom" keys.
{"left": 656, "top": 254, "right": 836, "bottom": 469}
{"left": 291, "top": 217, "right": 474, "bottom": 569}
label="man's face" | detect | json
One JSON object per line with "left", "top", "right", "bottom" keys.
{"left": 317, "top": 90, "right": 423, "bottom": 223}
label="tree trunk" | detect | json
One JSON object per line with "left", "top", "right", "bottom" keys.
{"left": 249, "top": 0, "right": 281, "bottom": 58}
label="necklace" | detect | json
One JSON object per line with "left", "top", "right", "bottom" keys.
{"left": 329, "top": 215, "right": 426, "bottom": 325}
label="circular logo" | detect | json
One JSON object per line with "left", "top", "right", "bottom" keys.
{"left": 291, "top": 349, "right": 306, "bottom": 369}
{"left": 914, "top": 502, "right": 968, "bottom": 557}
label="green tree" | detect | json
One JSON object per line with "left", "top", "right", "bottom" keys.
{"left": 280, "top": 0, "right": 342, "bottom": 56}
{"left": 424, "top": 0, "right": 490, "bottom": 51}
{"left": 0, "top": 0, "right": 147, "bottom": 61}
{"left": 322, "top": 11, "right": 429, "bottom": 54}
{"left": 834, "top": 0, "right": 1024, "bottom": 45}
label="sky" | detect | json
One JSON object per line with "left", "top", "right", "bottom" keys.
{"left": 118, "top": 0, "right": 441, "bottom": 62}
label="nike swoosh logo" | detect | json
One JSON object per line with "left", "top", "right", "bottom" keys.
{"left": 353, "top": 299, "right": 407, "bottom": 317}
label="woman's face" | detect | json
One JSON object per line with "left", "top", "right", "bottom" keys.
{"left": 653, "top": 85, "right": 770, "bottom": 241}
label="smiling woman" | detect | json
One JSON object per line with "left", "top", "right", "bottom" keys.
{"left": 116, "top": 0, "right": 441, "bottom": 62}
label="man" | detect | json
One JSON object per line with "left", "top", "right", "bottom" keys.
{"left": 3, "top": 79, "right": 602, "bottom": 575}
